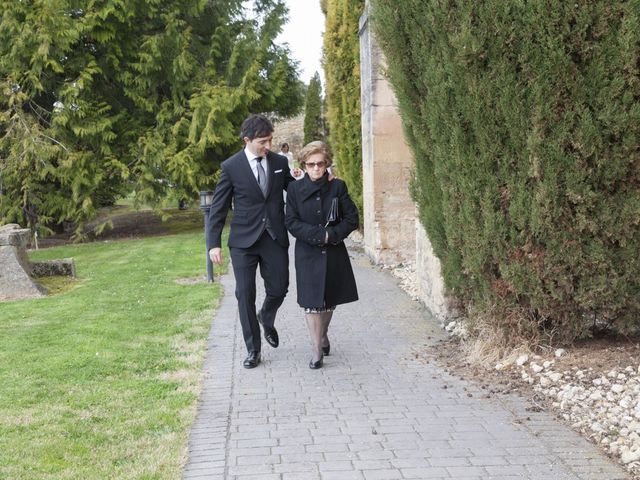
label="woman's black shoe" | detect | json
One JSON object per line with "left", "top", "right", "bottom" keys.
{"left": 321, "top": 343, "right": 330, "bottom": 356}
{"left": 309, "top": 357, "right": 323, "bottom": 369}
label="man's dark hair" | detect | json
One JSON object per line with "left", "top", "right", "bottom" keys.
{"left": 240, "top": 114, "right": 274, "bottom": 140}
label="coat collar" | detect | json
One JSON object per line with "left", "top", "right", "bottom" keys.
{"left": 298, "top": 173, "right": 332, "bottom": 200}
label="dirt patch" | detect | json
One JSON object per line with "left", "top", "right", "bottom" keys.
{"left": 427, "top": 335, "right": 640, "bottom": 400}
{"left": 174, "top": 276, "right": 209, "bottom": 286}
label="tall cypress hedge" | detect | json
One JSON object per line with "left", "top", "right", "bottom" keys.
{"left": 303, "top": 72, "right": 325, "bottom": 143}
{"left": 372, "top": 1, "right": 640, "bottom": 341}
{"left": 323, "top": 0, "right": 365, "bottom": 215}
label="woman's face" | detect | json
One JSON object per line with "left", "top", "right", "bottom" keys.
{"left": 304, "top": 152, "right": 327, "bottom": 181}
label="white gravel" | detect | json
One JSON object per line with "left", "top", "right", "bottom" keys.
{"left": 509, "top": 354, "right": 640, "bottom": 478}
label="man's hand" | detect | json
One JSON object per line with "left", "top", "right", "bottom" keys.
{"left": 209, "top": 247, "right": 223, "bottom": 265}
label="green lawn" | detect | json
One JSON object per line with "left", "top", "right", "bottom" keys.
{"left": 0, "top": 229, "right": 225, "bottom": 479}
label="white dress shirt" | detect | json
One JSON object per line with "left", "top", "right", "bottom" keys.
{"left": 244, "top": 147, "right": 268, "bottom": 181}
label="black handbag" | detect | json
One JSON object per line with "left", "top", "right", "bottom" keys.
{"left": 325, "top": 197, "right": 340, "bottom": 227}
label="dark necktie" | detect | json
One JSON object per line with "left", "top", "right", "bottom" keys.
{"left": 255, "top": 157, "right": 267, "bottom": 196}
{"left": 255, "top": 157, "right": 275, "bottom": 239}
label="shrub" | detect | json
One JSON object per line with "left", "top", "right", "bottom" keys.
{"left": 323, "top": 0, "right": 365, "bottom": 215}
{"left": 372, "top": 0, "right": 640, "bottom": 342}
{"left": 303, "top": 72, "right": 325, "bottom": 143}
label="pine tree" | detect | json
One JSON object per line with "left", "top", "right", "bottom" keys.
{"left": 0, "top": 0, "right": 304, "bottom": 238}
{"left": 303, "top": 72, "right": 324, "bottom": 144}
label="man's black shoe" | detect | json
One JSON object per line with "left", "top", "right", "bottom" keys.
{"left": 243, "top": 351, "right": 261, "bottom": 369}
{"left": 258, "top": 312, "right": 279, "bottom": 348}
{"left": 264, "top": 326, "right": 279, "bottom": 348}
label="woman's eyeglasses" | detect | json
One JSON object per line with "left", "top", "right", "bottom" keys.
{"left": 304, "top": 161, "right": 326, "bottom": 169}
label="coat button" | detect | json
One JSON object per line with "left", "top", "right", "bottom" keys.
{"left": 316, "top": 210, "right": 321, "bottom": 214}
{"left": 316, "top": 197, "right": 320, "bottom": 200}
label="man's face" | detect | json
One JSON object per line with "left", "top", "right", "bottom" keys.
{"left": 245, "top": 134, "right": 272, "bottom": 158}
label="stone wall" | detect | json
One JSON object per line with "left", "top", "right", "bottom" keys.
{"left": 415, "top": 219, "right": 449, "bottom": 322}
{"left": 273, "top": 113, "right": 305, "bottom": 162}
{"left": 359, "top": 4, "right": 416, "bottom": 266}
{"left": 359, "top": 1, "right": 450, "bottom": 321}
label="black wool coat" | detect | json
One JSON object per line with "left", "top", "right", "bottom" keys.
{"left": 285, "top": 173, "right": 359, "bottom": 309}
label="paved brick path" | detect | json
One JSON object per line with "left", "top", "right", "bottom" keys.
{"left": 183, "top": 242, "right": 628, "bottom": 480}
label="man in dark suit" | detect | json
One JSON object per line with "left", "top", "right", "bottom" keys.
{"left": 207, "top": 114, "right": 301, "bottom": 369}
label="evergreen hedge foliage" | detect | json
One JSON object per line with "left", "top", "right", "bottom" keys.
{"left": 372, "top": 0, "right": 640, "bottom": 341}
{"left": 323, "top": 0, "right": 364, "bottom": 215}
{"left": 303, "top": 72, "right": 325, "bottom": 143}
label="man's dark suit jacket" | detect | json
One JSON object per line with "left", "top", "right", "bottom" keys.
{"left": 207, "top": 150, "right": 295, "bottom": 250}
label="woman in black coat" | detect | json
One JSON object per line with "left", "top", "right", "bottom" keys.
{"left": 285, "top": 141, "right": 359, "bottom": 369}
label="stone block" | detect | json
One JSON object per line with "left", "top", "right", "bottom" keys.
{"left": 0, "top": 223, "right": 30, "bottom": 248}
{"left": 0, "top": 245, "right": 46, "bottom": 301}
{"left": 372, "top": 80, "right": 399, "bottom": 108}
{"left": 31, "top": 258, "right": 76, "bottom": 278}
{"left": 415, "top": 221, "right": 449, "bottom": 322}
{"left": 370, "top": 107, "right": 406, "bottom": 137}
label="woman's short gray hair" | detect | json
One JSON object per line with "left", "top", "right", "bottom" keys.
{"left": 297, "top": 141, "right": 333, "bottom": 168}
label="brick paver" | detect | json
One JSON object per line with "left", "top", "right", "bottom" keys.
{"left": 183, "top": 241, "right": 629, "bottom": 479}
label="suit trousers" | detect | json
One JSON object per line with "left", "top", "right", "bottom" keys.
{"left": 230, "top": 231, "right": 289, "bottom": 353}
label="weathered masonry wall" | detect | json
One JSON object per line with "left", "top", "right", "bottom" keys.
{"left": 358, "top": 4, "right": 415, "bottom": 266}
{"left": 359, "top": 1, "right": 449, "bottom": 321}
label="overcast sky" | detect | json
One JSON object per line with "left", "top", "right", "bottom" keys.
{"left": 277, "top": 0, "right": 324, "bottom": 85}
